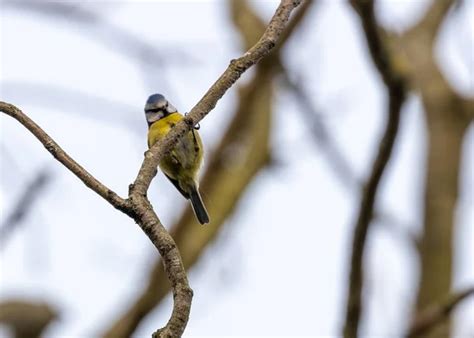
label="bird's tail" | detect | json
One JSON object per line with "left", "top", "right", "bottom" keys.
{"left": 189, "top": 186, "right": 209, "bottom": 225}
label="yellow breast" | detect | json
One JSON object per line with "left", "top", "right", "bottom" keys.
{"left": 147, "top": 112, "right": 184, "bottom": 148}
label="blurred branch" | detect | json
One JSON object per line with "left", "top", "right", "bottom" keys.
{"left": 347, "top": 0, "right": 472, "bottom": 337}
{"left": 282, "top": 72, "right": 358, "bottom": 189}
{"left": 343, "top": 1, "right": 408, "bottom": 337}
{"left": 407, "top": 287, "right": 474, "bottom": 337}
{"left": 1, "top": 81, "right": 142, "bottom": 135}
{"left": 283, "top": 73, "right": 420, "bottom": 249}
{"left": 0, "top": 168, "right": 53, "bottom": 249}
{"left": 0, "top": 300, "right": 58, "bottom": 338}
{"left": 410, "top": 0, "right": 455, "bottom": 44}
{"left": 374, "top": 212, "right": 420, "bottom": 250}
{"left": 4, "top": 1, "right": 100, "bottom": 23}
{"left": 349, "top": 0, "right": 404, "bottom": 87}
{"left": 395, "top": 1, "right": 473, "bottom": 337}
{"left": 1, "top": 1, "right": 302, "bottom": 336}
{"left": 3, "top": 1, "right": 189, "bottom": 68}
{"left": 102, "top": 1, "right": 311, "bottom": 337}
{"left": 3, "top": 1, "right": 194, "bottom": 97}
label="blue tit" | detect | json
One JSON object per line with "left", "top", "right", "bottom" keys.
{"left": 145, "top": 93, "right": 209, "bottom": 225}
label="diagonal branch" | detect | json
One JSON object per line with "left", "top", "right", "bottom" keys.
{"left": 409, "top": 0, "right": 455, "bottom": 44}
{"left": 1, "top": 1, "right": 302, "bottom": 336}
{"left": 130, "top": 0, "right": 303, "bottom": 197}
{"left": 282, "top": 71, "right": 358, "bottom": 189}
{"left": 343, "top": 1, "right": 408, "bottom": 338}
{"left": 0, "top": 102, "right": 129, "bottom": 213}
{"left": 407, "top": 287, "right": 474, "bottom": 337}
{"left": 102, "top": 2, "right": 311, "bottom": 336}
{"left": 0, "top": 168, "right": 53, "bottom": 249}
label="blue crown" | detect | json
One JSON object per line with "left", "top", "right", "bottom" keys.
{"left": 146, "top": 93, "right": 166, "bottom": 105}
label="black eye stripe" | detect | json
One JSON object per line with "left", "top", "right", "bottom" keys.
{"left": 146, "top": 108, "right": 164, "bottom": 113}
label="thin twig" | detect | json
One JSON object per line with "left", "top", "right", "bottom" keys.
{"left": 407, "top": 287, "right": 474, "bottom": 337}
{"left": 343, "top": 1, "right": 407, "bottom": 337}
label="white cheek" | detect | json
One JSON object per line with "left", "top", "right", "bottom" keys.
{"left": 146, "top": 112, "right": 163, "bottom": 122}
{"left": 168, "top": 104, "right": 177, "bottom": 112}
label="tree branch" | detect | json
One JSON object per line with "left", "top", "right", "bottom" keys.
{"left": 347, "top": 1, "right": 471, "bottom": 337}
{"left": 102, "top": 1, "right": 309, "bottom": 336}
{"left": 409, "top": 0, "right": 455, "bottom": 44}
{"left": 1, "top": 1, "right": 303, "bottom": 336}
{"left": 0, "top": 300, "right": 58, "bottom": 338}
{"left": 103, "top": 64, "right": 274, "bottom": 338}
{"left": 282, "top": 71, "right": 359, "bottom": 189}
{"left": 129, "top": 0, "right": 303, "bottom": 197}
{"left": 395, "top": 1, "right": 471, "bottom": 337}
{"left": 0, "top": 102, "right": 129, "bottom": 213}
{"left": 407, "top": 287, "right": 474, "bottom": 337}
{"left": 0, "top": 167, "right": 53, "bottom": 249}
{"left": 343, "top": 1, "right": 408, "bottom": 337}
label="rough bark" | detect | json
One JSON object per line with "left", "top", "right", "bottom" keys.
{"left": 102, "top": 1, "right": 312, "bottom": 336}
{"left": 0, "top": 1, "right": 303, "bottom": 336}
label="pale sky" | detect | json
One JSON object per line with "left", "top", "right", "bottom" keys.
{"left": 0, "top": 1, "right": 473, "bottom": 337}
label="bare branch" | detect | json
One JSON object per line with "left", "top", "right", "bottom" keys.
{"left": 347, "top": 1, "right": 471, "bottom": 337}
{"left": 407, "top": 287, "right": 474, "bottom": 337}
{"left": 461, "top": 97, "right": 474, "bottom": 121}
{"left": 395, "top": 1, "right": 472, "bottom": 337}
{"left": 102, "top": 1, "right": 309, "bottom": 336}
{"left": 349, "top": 0, "right": 404, "bottom": 87}
{"left": 0, "top": 168, "right": 53, "bottom": 249}
{"left": 409, "top": 0, "right": 455, "bottom": 44}
{"left": 103, "top": 65, "right": 274, "bottom": 338}
{"left": 1, "top": 1, "right": 303, "bottom": 336}
{"left": 131, "top": 1, "right": 303, "bottom": 335}
{"left": 343, "top": 1, "right": 408, "bottom": 337}
{"left": 0, "top": 300, "right": 58, "bottom": 338}
{"left": 0, "top": 102, "right": 129, "bottom": 213}
{"left": 130, "top": 0, "right": 303, "bottom": 197}
{"left": 399, "top": 0, "right": 463, "bottom": 109}
{"left": 282, "top": 71, "right": 358, "bottom": 189}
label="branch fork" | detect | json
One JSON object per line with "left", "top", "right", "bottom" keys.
{"left": 1, "top": 1, "right": 302, "bottom": 336}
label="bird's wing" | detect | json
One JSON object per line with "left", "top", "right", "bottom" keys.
{"left": 164, "top": 173, "right": 189, "bottom": 199}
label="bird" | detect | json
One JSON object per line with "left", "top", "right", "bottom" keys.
{"left": 144, "top": 93, "right": 209, "bottom": 224}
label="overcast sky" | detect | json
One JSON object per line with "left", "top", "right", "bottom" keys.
{"left": 1, "top": 0, "right": 473, "bottom": 337}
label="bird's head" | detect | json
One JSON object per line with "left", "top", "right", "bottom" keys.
{"left": 144, "top": 94, "right": 177, "bottom": 125}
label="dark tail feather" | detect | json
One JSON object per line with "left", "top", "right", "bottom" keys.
{"left": 189, "top": 187, "right": 209, "bottom": 225}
